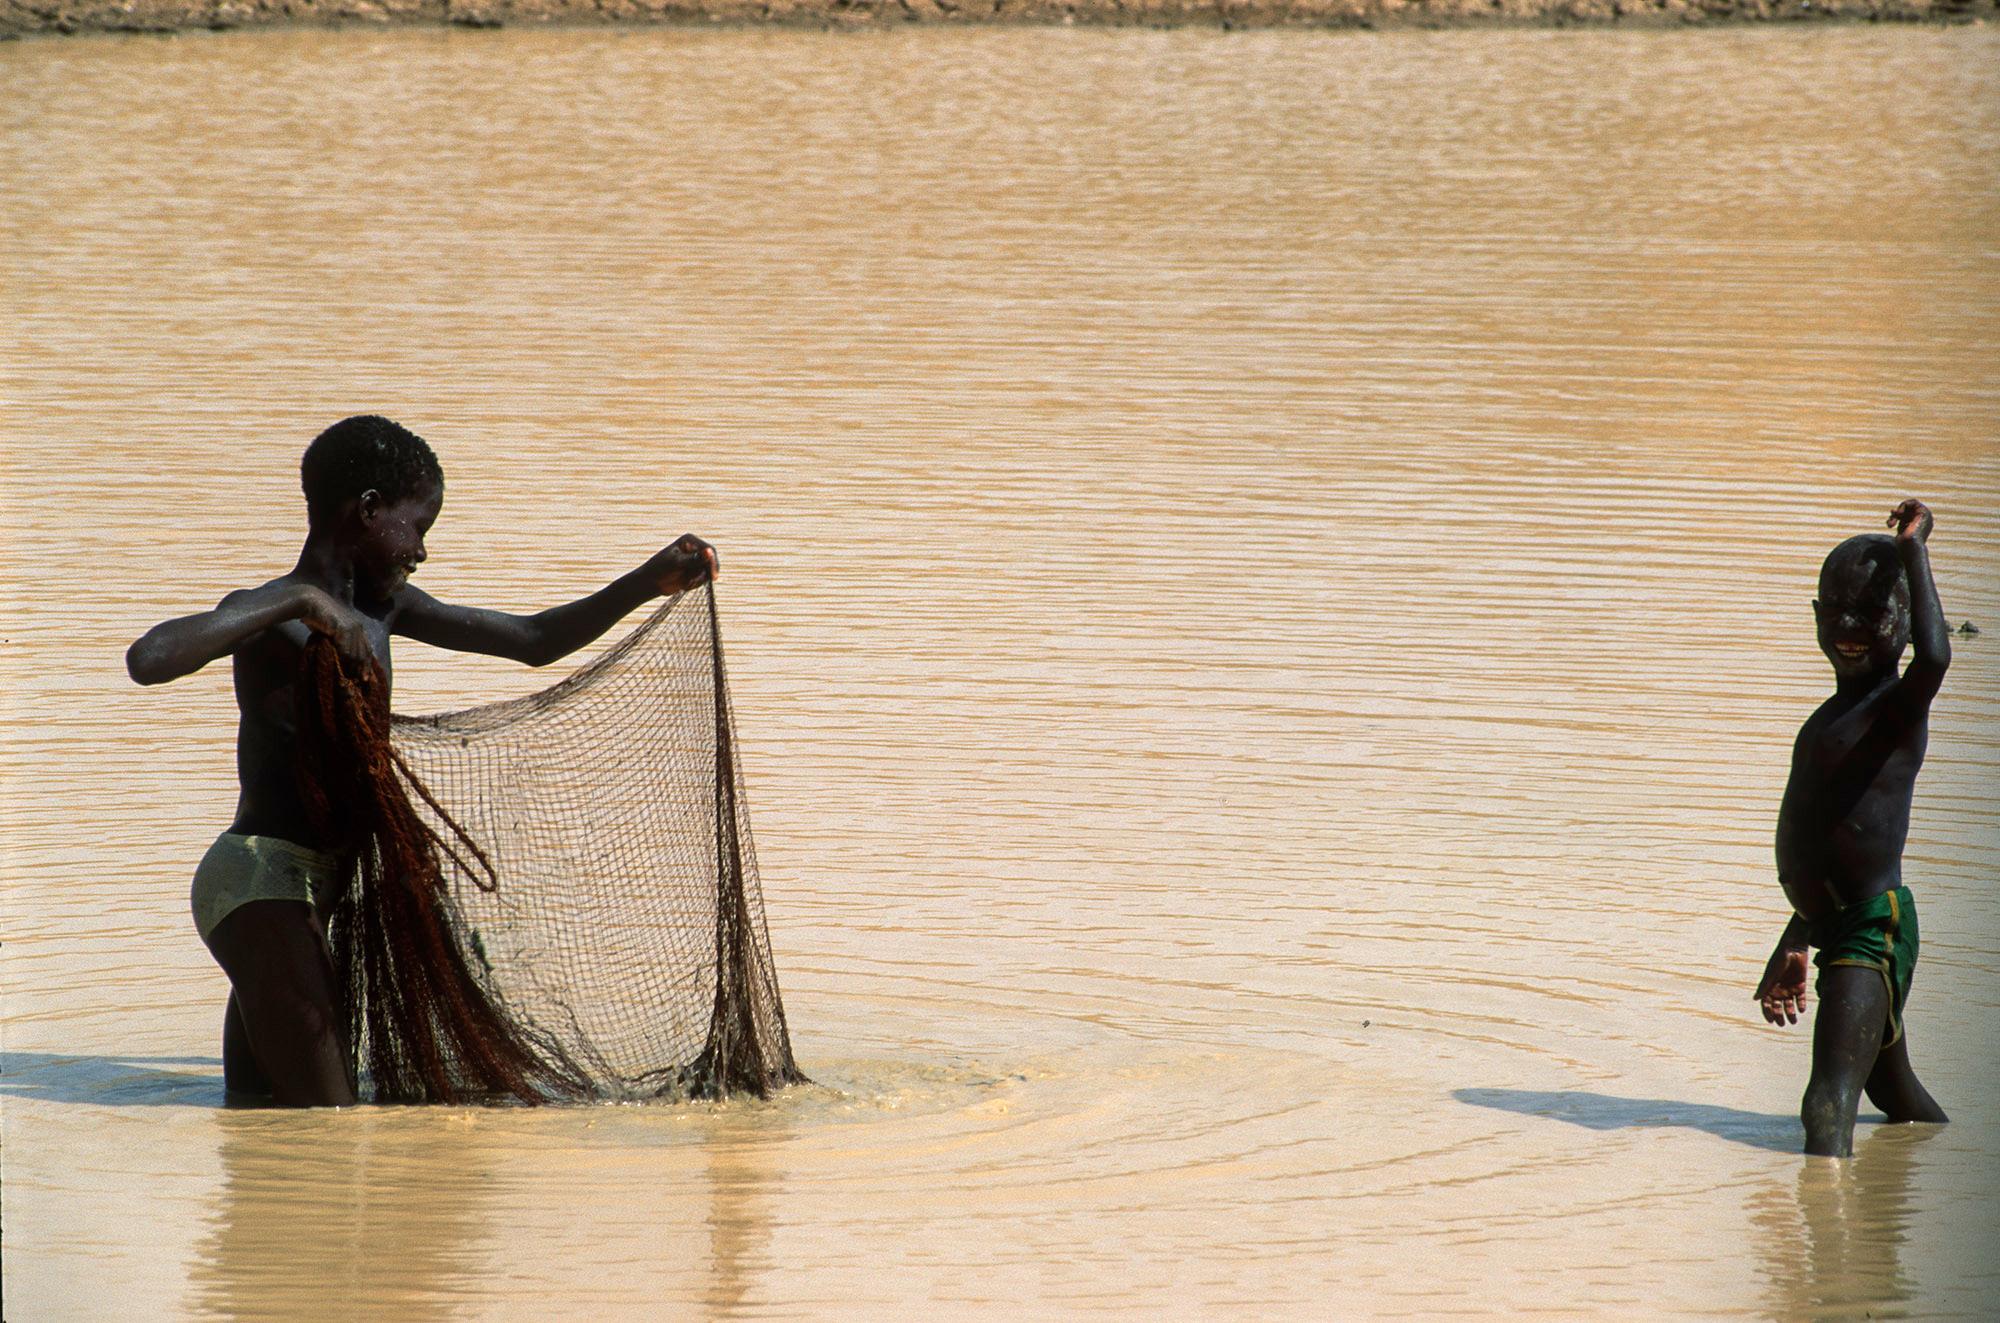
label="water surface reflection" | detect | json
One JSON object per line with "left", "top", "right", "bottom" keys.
{"left": 192, "top": 1112, "right": 493, "bottom": 1322}
{"left": 1751, "top": 1126, "right": 1935, "bottom": 1320}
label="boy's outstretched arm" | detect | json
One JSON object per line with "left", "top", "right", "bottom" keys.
{"left": 1754, "top": 914, "right": 1811, "bottom": 1026}
{"left": 1890, "top": 499, "right": 1949, "bottom": 705}
{"left": 128, "top": 582, "right": 371, "bottom": 685}
{"left": 394, "top": 534, "right": 716, "bottom": 667}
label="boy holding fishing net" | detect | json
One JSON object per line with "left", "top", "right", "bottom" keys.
{"left": 128, "top": 416, "right": 716, "bottom": 1106}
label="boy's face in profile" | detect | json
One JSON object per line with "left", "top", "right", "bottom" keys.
{"left": 354, "top": 482, "right": 442, "bottom": 599}
{"left": 1814, "top": 536, "right": 1910, "bottom": 682}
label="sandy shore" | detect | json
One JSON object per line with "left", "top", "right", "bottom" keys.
{"left": 5, "top": 0, "right": 1991, "bottom": 39}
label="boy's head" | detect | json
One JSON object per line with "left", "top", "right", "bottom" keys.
{"left": 301, "top": 416, "right": 443, "bottom": 528}
{"left": 1814, "top": 533, "right": 1910, "bottom": 680}
{"left": 302, "top": 416, "right": 445, "bottom": 599}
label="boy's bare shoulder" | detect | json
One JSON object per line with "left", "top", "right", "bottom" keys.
{"left": 221, "top": 575, "right": 320, "bottom": 672}
{"left": 217, "top": 572, "right": 305, "bottom": 607}
{"left": 1792, "top": 694, "right": 1839, "bottom": 743}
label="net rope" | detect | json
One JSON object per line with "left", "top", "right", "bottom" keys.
{"left": 298, "top": 583, "right": 803, "bottom": 1105}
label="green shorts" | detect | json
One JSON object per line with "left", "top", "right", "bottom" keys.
{"left": 1810, "top": 886, "right": 1918, "bottom": 1048}
{"left": 191, "top": 833, "right": 348, "bottom": 943}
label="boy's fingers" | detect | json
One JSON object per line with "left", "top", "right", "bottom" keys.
{"left": 1758, "top": 987, "right": 1806, "bottom": 1025}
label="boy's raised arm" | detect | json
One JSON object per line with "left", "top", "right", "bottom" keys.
{"left": 127, "top": 581, "right": 369, "bottom": 686}
{"left": 394, "top": 534, "right": 716, "bottom": 668}
{"left": 1891, "top": 499, "right": 1949, "bottom": 705}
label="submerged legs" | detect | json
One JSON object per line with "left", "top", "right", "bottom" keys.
{"left": 205, "top": 899, "right": 355, "bottom": 1107}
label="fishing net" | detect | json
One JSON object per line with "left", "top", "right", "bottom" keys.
{"left": 297, "top": 583, "right": 803, "bottom": 1105}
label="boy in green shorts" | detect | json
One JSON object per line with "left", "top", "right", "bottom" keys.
{"left": 1753, "top": 499, "right": 1951, "bottom": 1157}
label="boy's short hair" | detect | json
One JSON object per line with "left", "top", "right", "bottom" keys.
{"left": 301, "top": 416, "right": 444, "bottom": 525}
{"left": 1819, "top": 533, "right": 1910, "bottom": 621}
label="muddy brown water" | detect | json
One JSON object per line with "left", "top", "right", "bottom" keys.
{"left": 3, "top": 24, "right": 1998, "bottom": 1319}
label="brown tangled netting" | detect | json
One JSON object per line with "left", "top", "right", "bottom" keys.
{"left": 295, "top": 584, "right": 802, "bottom": 1105}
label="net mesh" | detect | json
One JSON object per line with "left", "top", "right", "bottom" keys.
{"left": 302, "top": 583, "right": 802, "bottom": 1105}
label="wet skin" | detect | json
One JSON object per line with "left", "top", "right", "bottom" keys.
{"left": 129, "top": 479, "right": 716, "bottom": 1106}
{"left": 1754, "top": 500, "right": 1951, "bottom": 1157}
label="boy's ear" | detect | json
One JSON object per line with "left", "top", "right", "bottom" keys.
{"left": 356, "top": 489, "right": 383, "bottom": 522}
{"left": 1811, "top": 598, "right": 1823, "bottom": 623}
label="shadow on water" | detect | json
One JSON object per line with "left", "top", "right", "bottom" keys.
{"left": 0, "top": 1051, "right": 225, "bottom": 1107}
{"left": 1453, "top": 1087, "right": 1842, "bottom": 1153}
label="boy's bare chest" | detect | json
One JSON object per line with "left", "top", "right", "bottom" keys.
{"left": 1792, "top": 704, "right": 1926, "bottom": 800}
{"left": 237, "top": 614, "right": 395, "bottom": 725}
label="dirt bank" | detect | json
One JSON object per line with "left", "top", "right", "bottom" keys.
{"left": 5, "top": 0, "right": 1991, "bottom": 38}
